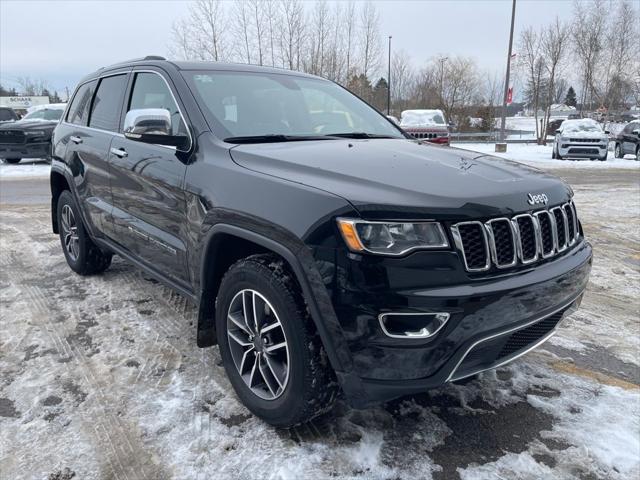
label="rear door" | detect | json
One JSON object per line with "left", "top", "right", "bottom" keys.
{"left": 60, "top": 72, "right": 129, "bottom": 237}
{"left": 623, "top": 123, "right": 638, "bottom": 155}
{"left": 108, "top": 69, "right": 192, "bottom": 285}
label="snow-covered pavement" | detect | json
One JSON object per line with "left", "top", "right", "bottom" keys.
{"left": 1, "top": 167, "right": 639, "bottom": 480}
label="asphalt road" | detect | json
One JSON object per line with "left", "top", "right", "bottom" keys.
{"left": 1, "top": 167, "right": 638, "bottom": 479}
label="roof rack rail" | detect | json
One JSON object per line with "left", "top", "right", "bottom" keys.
{"left": 144, "top": 55, "right": 166, "bottom": 60}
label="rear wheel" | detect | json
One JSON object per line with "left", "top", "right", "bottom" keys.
{"left": 3, "top": 158, "right": 21, "bottom": 164}
{"left": 57, "top": 190, "right": 112, "bottom": 275}
{"left": 215, "top": 254, "right": 338, "bottom": 427}
{"left": 636, "top": 146, "right": 639, "bottom": 161}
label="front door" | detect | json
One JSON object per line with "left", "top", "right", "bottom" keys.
{"left": 109, "top": 70, "right": 192, "bottom": 285}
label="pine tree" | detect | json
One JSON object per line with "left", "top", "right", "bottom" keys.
{"left": 372, "top": 77, "right": 389, "bottom": 112}
{"left": 564, "top": 86, "right": 577, "bottom": 107}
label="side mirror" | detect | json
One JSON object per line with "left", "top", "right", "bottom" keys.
{"left": 555, "top": 130, "right": 562, "bottom": 134}
{"left": 123, "top": 108, "right": 188, "bottom": 149}
{"left": 604, "top": 130, "right": 610, "bottom": 134}
{"left": 633, "top": 129, "right": 640, "bottom": 136}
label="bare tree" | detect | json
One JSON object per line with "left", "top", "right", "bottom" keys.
{"left": 359, "top": 1, "right": 381, "bottom": 80}
{"left": 518, "top": 26, "right": 545, "bottom": 139}
{"left": 344, "top": 1, "right": 356, "bottom": 80}
{"left": 248, "top": 0, "right": 267, "bottom": 65}
{"left": 17, "top": 77, "right": 50, "bottom": 96}
{"left": 540, "top": 18, "right": 570, "bottom": 144}
{"left": 390, "top": 49, "right": 415, "bottom": 110}
{"left": 264, "top": 0, "right": 280, "bottom": 67}
{"left": 233, "top": 0, "right": 253, "bottom": 64}
{"left": 169, "top": 0, "right": 227, "bottom": 61}
{"left": 572, "top": 0, "right": 607, "bottom": 112}
{"left": 279, "top": 0, "right": 305, "bottom": 70}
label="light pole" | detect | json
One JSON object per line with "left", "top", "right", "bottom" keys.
{"left": 497, "top": 0, "right": 517, "bottom": 152}
{"left": 438, "top": 57, "right": 448, "bottom": 109}
{"left": 387, "top": 35, "right": 392, "bottom": 115}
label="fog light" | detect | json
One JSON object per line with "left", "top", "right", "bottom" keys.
{"left": 378, "top": 312, "right": 450, "bottom": 339}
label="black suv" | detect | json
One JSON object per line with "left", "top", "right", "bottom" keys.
{"left": 614, "top": 120, "right": 639, "bottom": 160}
{"left": 0, "top": 104, "right": 65, "bottom": 164}
{"left": 51, "top": 57, "right": 592, "bottom": 427}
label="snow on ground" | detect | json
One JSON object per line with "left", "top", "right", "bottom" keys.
{"left": 0, "top": 159, "right": 50, "bottom": 179}
{"left": 0, "top": 168, "right": 639, "bottom": 479}
{"left": 453, "top": 142, "right": 640, "bottom": 169}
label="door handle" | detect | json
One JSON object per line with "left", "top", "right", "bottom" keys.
{"left": 110, "top": 147, "right": 128, "bottom": 158}
{"left": 70, "top": 135, "right": 82, "bottom": 144}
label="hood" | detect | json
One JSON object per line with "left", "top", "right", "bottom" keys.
{"left": 0, "top": 119, "right": 58, "bottom": 131}
{"left": 229, "top": 138, "right": 572, "bottom": 220}
{"left": 561, "top": 129, "right": 606, "bottom": 139}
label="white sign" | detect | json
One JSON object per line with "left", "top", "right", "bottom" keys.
{"left": 0, "top": 96, "right": 50, "bottom": 109}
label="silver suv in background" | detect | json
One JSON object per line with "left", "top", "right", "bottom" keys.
{"left": 552, "top": 118, "right": 609, "bottom": 161}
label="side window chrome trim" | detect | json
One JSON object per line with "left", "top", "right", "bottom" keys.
{"left": 127, "top": 69, "right": 193, "bottom": 152}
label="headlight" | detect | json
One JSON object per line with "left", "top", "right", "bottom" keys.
{"left": 337, "top": 218, "right": 449, "bottom": 256}
{"left": 25, "top": 130, "right": 46, "bottom": 136}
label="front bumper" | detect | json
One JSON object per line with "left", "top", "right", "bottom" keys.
{"left": 0, "top": 141, "right": 50, "bottom": 159}
{"left": 327, "top": 240, "right": 592, "bottom": 406}
{"left": 558, "top": 142, "right": 607, "bottom": 158}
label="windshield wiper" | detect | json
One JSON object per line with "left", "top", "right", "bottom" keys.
{"left": 327, "top": 132, "right": 399, "bottom": 139}
{"left": 224, "top": 134, "right": 338, "bottom": 144}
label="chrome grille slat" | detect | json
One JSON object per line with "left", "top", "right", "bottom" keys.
{"left": 452, "top": 202, "right": 581, "bottom": 272}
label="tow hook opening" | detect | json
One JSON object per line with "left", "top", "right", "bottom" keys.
{"left": 378, "top": 312, "right": 450, "bottom": 339}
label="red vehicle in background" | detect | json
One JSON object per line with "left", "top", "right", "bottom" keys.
{"left": 400, "top": 109, "right": 451, "bottom": 145}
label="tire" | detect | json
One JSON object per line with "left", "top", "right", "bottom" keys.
{"left": 614, "top": 143, "right": 623, "bottom": 158}
{"left": 636, "top": 146, "right": 639, "bottom": 161}
{"left": 57, "top": 190, "right": 112, "bottom": 275}
{"left": 3, "top": 158, "right": 21, "bottom": 164}
{"left": 215, "top": 254, "right": 338, "bottom": 427}
{"left": 598, "top": 151, "right": 608, "bottom": 161}
{"left": 551, "top": 146, "right": 557, "bottom": 159}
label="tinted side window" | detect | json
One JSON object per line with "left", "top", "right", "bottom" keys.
{"left": 127, "top": 72, "right": 186, "bottom": 136}
{"left": 89, "top": 75, "right": 128, "bottom": 132}
{"left": 66, "top": 81, "right": 96, "bottom": 126}
{"left": 0, "top": 109, "right": 16, "bottom": 121}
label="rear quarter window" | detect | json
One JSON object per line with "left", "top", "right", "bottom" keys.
{"left": 66, "top": 81, "right": 97, "bottom": 126}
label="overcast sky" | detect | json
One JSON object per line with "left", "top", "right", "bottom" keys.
{"left": 0, "top": 0, "right": 573, "bottom": 96}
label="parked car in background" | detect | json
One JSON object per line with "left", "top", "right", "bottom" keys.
{"left": 552, "top": 118, "right": 609, "bottom": 161}
{"left": 400, "top": 109, "right": 450, "bottom": 145}
{"left": 0, "top": 103, "right": 65, "bottom": 164}
{"left": 614, "top": 120, "right": 639, "bottom": 160}
{"left": 546, "top": 118, "right": 564, "bottom": 137}
{"left": 51, "top": 57, "right": 591, "bottom": 427}
{"left": 0, "top": 107, "right": 19, "bottom": 123}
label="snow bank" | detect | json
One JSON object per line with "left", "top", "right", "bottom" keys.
{"left": 453, "top": 142, "right": 640, "bottom": 169}
{"left": 0, "top": 160, "right": 50, "bottom": 178}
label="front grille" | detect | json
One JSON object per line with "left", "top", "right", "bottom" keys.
{"left": 568, "top": 147, "right": 599, "bottom": 154}
{"left": 487, "top": 219, "right": 515, "bottom": 267}
{"left": 0, "top": 130, "right": 25, "bottom": 144}
{"left": 569, "top": 138, "right": 599, "bottom": 143}
{"left": 452, "top": 308, "right": 568, "bottom": 380}
{"left": 552, "top": 207, "right": 567, "bottom": 250}
{"left": 411, "top": 132, "right": 438, "bottom": 139}
{"left": 498, "top": 311, "right": 564, "bottom": 357}
{"left": 535, "top": 211, "right": 555, "bottom": 256}
{"left": 515, "top": 215, "right": 538, "bottom": 262}
{"left": 452, "top": 202, "right": 580, "bottom": 272}
{"left": 453, "top": 222, "right": 488, "bottom": 271}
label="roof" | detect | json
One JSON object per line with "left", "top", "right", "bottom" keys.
{"left": 77, "top": 56, "right": 320, "bottom": 85}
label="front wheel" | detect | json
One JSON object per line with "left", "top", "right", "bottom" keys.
{"left": 614, "top": 143, "right": 623, "bottom": 158}
{"left": 215, "top": 254, "right": 338, "bottom": 427}
{"left": 57, "top": 190, "right": 112, "bottom": 275}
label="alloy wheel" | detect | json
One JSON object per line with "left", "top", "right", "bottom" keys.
{"left": 226, "top": 289, "right": 290, "bottom": 400}
{"left": 61, "top": 204, "right": 80, "bottom": 261}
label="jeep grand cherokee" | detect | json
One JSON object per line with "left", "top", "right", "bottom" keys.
{"left": 51, "top": 57, "right": 592, "bottom": 427}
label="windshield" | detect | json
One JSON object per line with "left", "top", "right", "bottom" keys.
{"left": 561, "top": 120, "right": 602, "bottom": 133}
{"left": 401, "top": 110, "right": 446, "bottom": 127}
{"left": 23, "top": 108, "right": 64, "bottom": 121}
{"left": 182, "top": 70, "right": 403, "bottom": 140}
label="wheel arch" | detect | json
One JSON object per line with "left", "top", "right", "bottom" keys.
{"left": 50, "top": 169, "right": 71, "bottom": 233}
{"left": 196, "top": 223, "right": 354, "bottom": 378}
